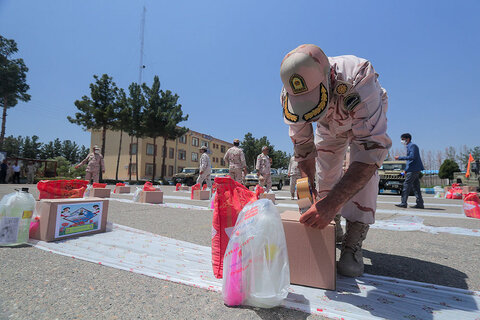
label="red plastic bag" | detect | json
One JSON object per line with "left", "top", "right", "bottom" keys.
{"left": 446, "top": 187, "right": 462, "bottom": 199}
{"left": 143, "top": 182, "right": 157, "bottom": 191}
{"left": 92, "top": 183, "right": 107, "bottom": 188}
{"left": 463, "top": 193, "right": 480, "bottom": 219}
{"left": 37, "top": 179, "right": 89, "bottom": 199}
{"left": 255, "top": 184, "right": 265, "bottom": 199}
{"left": 175, "top": 183, "right": 181, "bottom": 191}
{"left": 202, "top": 184, "right": 208, "bottom": 190}
{"left": 211, "top": 177, "right": 256, "bottom": 279}
{"left": 114, "top": 182, "right": 125, "bottom": 193}
{"left": 191, "top": 183, "right": 201, "bottom": 199}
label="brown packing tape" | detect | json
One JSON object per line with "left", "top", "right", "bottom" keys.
{"left": 296, "top": 177, "right": 312, "bottom": 202}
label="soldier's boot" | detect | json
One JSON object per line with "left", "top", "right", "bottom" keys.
{"left": 337, "top": 220, "right": 369, "bottom": 277}
{"left": 334, "top": 214, "right": 344, "bottom": 244}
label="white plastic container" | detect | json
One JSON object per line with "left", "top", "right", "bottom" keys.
{"left": 0, "top": 188, "right": 36, "bottom": 246}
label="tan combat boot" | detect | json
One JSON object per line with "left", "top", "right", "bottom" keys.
{"left": 337, "top": 220, "right": 369, "bottom": 277}
{"left": 334, "top": 214, "right": 344, "bottom": 244}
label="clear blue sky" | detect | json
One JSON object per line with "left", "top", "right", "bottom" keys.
{"left": 1, "top": 0, "right": 479, "bottom": 156}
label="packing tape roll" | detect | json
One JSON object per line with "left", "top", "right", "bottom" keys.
{"left": 296, "top": 177, "right": 312, "bottom": 203}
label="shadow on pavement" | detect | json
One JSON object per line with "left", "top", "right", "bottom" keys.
{"left": 363, "top": 249, "right": 469, "bottom": 289}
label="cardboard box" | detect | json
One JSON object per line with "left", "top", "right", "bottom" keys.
{"left": 31, "top": 197, "right": 109, "bottom": 242}
{"left": 91, "top": 188, "right": 111, "bottom": 198}
{"left": 139, "top": 190, "right": 163, "bottom": 204}
{"left": 281, "top": 210, "right": 336, "bottom": 290}
{"left": 462, "top": 186, "right": 478, "bottom": 194}
{"left": 259, "top": 193, "right": 276, "bottom": 204}
{"left": 114, "top": 186, "right": 131, "bottom": 194}
{"left": 193, "top": 190, "right": 210, "bottom": 200}
{"left": 180, "top": 186, "right": 190, "bottom": 191}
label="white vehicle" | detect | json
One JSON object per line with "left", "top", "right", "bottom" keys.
{"left": 211, "top": 168, "right": 230, "bottom": 183}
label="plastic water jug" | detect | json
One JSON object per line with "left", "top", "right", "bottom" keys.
{"left": 0, "top": 188, "right": 36, "bottom": 246}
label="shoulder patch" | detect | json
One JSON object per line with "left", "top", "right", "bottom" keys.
{"left": 344, "top": 93, "right": 361, "bottom": 111}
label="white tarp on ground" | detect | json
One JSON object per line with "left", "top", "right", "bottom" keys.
{"left": 31, "top": 224, "right": 480, "bottom": 320}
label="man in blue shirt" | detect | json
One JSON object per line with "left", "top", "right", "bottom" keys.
{"left": 395, "top": 133, "right": 425, "bottom": 208}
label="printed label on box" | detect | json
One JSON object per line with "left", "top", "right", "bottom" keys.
{"left": 55, "top": 201, "right": 103, "bottom": 239}
{"left": 0, "top": 217, "right": 20, "bottom": 244}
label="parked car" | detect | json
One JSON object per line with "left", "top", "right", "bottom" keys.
{"left": 244, "top": 168, "right": 286, "bottom": 190}
{"left": 210, "top": 168, "right": 229, "bottom": 183}
{"left": 378, "top": 160, "right": 406, "bottom": 194}
{"left": 173, "top": 167, "right": 199, "bottom": 186}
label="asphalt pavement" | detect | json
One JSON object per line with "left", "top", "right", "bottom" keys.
{"left": 1, "top": 184, "right": 479, "bottom": 320}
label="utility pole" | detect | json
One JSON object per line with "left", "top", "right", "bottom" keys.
{"left": 138, "top": 5, "right": 146, "bottom": 85}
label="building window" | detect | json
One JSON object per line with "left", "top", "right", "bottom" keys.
{"left": 128, "top": 163, "right": 137, "bottom": 174}
{"left": 179, "top": 135, "right": 187, "bottom": 144}
{"left": 192, "top": 152, "right": 198, "bottom": 162}
{"left": 221, "top": 159, "right": 225, "bottom": 166}
{"left": 130, "top": 143, "right": 137, "bottom": 155}
{"left": 145, "top": 163, "right": 154, "bottom": 177}
{"left": 201, "top": 140, "right": 209, "bottom": 148}
{"left": 178, "top": 149, "right": 186, "bottom": 160}
{"left": 178, "top": 166, "right": 184, "bottom": 173}
{"left": 146, "top": 143, "right": 156, "bottom": 156}
{"left": 169, "top": 148, "right": 174, "bottom": 159}
{"left": 192, "top": 137, "right": 199, "bottom": 147}
{"left": 221, "top": 145, "right": 226, "bottom": 153}
{"left": 168, "top": 165, "right": 174, "bottom": 176}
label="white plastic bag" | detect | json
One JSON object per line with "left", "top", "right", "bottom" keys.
{"left": 222, "top": 199, "right": 290, "bottom": 308}
{"left": 83, "top": 184, "right": 92, "bottom": 198}
{"left": 132, "top": 187, "right": 142, "bottom": 202}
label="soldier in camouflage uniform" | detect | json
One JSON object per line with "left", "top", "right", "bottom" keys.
{"left": 280, "top": 44, "right": 391, "bottom": 277}
{"left": 287, "top": 155, "right": 301, "bottom": 200}
{"left": 256, "top": 146, "right": 272, "bottom": 192}
{"left": 224, "top": 139, "right": 247, "bottom": 184}
{"left": 197, "top": 146, "right": 212, "bottom": 189}
{"left": 26, "top": 162, "right": 37, "bottom": 184}
{"left": 75, "top": 145, "right": 105, "bottom": 183}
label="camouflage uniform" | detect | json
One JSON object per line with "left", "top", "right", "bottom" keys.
{"left": 284, "top": 55, "right": 391, "bottom": 225}
{"left": 288, "top": 156, "right": 301, "bottom": 198}
{"left": 197, "top": 152, "right": 212, "bottom": 189}
{"left": 224, "top": 146, "right": 246, "bottom": 184}
{"left": 78, "top": 153, "right": 105, "bottom": 183}
{"left": 256, "top": 153, "right": 272, "bottom": 192}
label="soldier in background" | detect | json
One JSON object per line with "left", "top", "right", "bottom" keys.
{"left": 26, "top": 161, "right": 37, "bottom": 184}
{"left": 197, "top": 146, "right": 212, "bottom": 189}
{"left": 287, "top": 155, "right": 301, "bottom": 200}
{"left": 256, "top": 146, "right": 272, "bottom": 192}
{"left": 75, "top": 145, "right": 105, "bottom": 183}
{"left": 224, "top": 139, "right": 247, "bottom": 184}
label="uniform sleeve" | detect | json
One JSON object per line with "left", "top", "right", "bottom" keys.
{"left": 223, "top": 149, "right": 229, "bottom": 165}
{"left": 349, "top": 61, "right": 392, "bottom": 167}
{"left": 78, "top": 154, "right": 91, "bottom": 167}
{"left": 255, "top": 155, "right": 261, "bottom": 171}
{"left": 288, "top": 122, "right": 316, "bottom": 162}
{"left": 240, "top": 151, "right": 246, "bottom": 168}
{"left": 399, "top": 145, "right": 414, "bottom": 161}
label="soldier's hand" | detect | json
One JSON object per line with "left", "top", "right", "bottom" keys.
{"left": 299, "top": 198, "right": 337, "bottom": 229}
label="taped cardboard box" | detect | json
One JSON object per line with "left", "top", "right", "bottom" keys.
{"left": 180, "top": 186, "right": 190, "bottom": 191}
{"left": 281, "top": 210, "right": 336, "bottom": 290}
{"left": 31, "top": 197, "right": 109, "bottom": 242}
{"left": 259, "top": 193, "right": 276, "bottom": 204}
{"left": 91, "top": 188, "right": 111, "bottom": 198}
{"left": 193, "top": 190, "right": 210, "bottom": 200}
{"left": 114, "top": 186, "right": 131, "bottom": 194}
{"left": 139, "top": 190, "right": 163, "bottom": 204}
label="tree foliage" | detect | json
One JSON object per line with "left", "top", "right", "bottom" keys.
{"left": 0, "top": 35, "right": 31, "bottom": 147}
{"left": 439, "top": 159, "right": 460, "bottom": 181}
{"left": 68, "top": 74, "right": 119, "bottom": 156}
